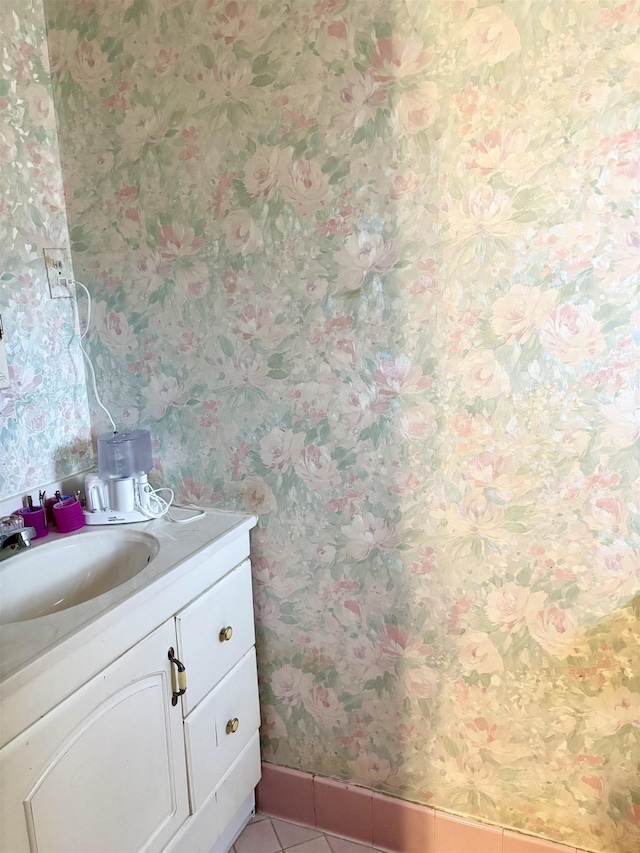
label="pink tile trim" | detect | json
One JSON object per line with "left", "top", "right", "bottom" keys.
{"left": 372, "top": 792, "right": 435, "bottom": 853}
{"left": 257, "top": 764, "right": 581, "bottom": 853}
{"left": 256, "top": 763, "right": 315, "bottom": 827}
{"left": 503, "top": 829, "right": 577, "bottom": 853}
{"left": 314, "top": 776, "right": 373, "bottom": 846}
{"left": 435, "top": 811, "right": 502, "bottom": 853}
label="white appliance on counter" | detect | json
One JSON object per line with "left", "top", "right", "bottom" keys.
{"left": 84, "top": 429, "right": 156, "bottom": 524}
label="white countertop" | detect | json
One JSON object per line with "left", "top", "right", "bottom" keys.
{"left": 0, "top": 507, "right": 257, "bottom": 748}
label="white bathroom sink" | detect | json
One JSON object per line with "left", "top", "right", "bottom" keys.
{"left": 0, "top": 530, "right": 159, "bottom": 624}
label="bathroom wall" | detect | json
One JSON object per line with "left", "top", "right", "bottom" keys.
{"left": 0, "top": 0, "right": 92, "bottom": 499}
{"left": 45, "top": 1, "right": 639, "bottom": 851}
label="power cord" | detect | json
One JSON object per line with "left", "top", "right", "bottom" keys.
{"left": 71, "top": 278, "right": 118, "bottom": 433}
{"left": 70, "top": 278, "right": 204, "bottom": 524}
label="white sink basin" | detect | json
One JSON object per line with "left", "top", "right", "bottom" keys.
{"left": 0, "top": 530, "right": 159, "bottom": 624}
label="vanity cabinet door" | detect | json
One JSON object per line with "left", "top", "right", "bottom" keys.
{"left": 0, "top": 619, "right": 189, "bottom": 853}
{"left": 176, "top": 559, "right": 255, "bottom": 714}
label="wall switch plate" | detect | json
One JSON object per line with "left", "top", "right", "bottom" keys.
{"left": 43, "top": 247, "right": 73, "bottom": 298}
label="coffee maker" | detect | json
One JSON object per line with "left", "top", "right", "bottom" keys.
{"left": 84, "top": 430, "right": 155, "bottom": 525}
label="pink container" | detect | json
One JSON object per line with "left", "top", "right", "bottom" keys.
{"left": 52, "top": 497, "right": 85, "bottom": 533}
{"left": 15, "top": 506, "right": 48, "bottom": 539}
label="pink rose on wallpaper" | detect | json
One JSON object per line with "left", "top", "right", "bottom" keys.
{"left": 4, "top": 364, "right": 43, "bottom": 398}
{"left": 240, "top": 475, "right": 277, "bottom": 514}
{"left": 175, "top": 261, "right": 210, "bottom": 299}
{"left": 375, "top": 354, "right": 432, "bottom": 397}
{"left": 460, "top": 350, "right": 510, "bottom": 399}
{"left": 260, "top": 705, "right": 288, "bottom": 740}
{"left": 224, "top": 209, "right": 263, "bottom": 255}
{"left": 595, "top": 541, "right": 640, "bottom": 598}
{"left": 614, "top": 224, "right": 640, "bottom": 279}
{"left": 602, "top": 389, "right": 640, "bottom": 448}
{"left": 389, "top": 170, "right": 423, "bottom": 200}
{"left": 155, "top": 45, "right": 180, "bottom": 74}
{"left": 379, "top": 623, "right": 431, "bottom": 661}
{"left": 340, "top": 382, "right": 387, "bottom": 429}
{"left": 69, "top": 40, "right": 110, "bottom": 92}
{"left": 398, "top": 404, "right": 438, "bottom": 440}
{"left": 141, "top": 374, "right": 188, "bottom": 419}
{"left": 243, "top": 145, "right": 285, "bottom": 199}
{"left": 99, "top": 309, "right": 137, "bottom": 356}
{"left": 306, "top": 685, "right": 347, "bottom": 728}
{"left": 260, "top": 428, "right": 305, "bottom": 472}
{"left": 252, "top": 589, "right": 281, "bottom": 629}
{"left": 587, "top": 496, "right": 626, "bottom": 531}
{"left": 343, "top": 513, "right": 397, "bottom": 560}
{"left": 471, "top": 129, "right": 536, "bottom": 185}
{"left": 177, "top": 477, "right": 221, "bottom": 507}
{"left": 490, "top": 283, "right": 558, "bottom": 344}
{"left": 234, "top": 304, "right": 288, "bottom": 348}
{"left": 271, "top": 665, "right": 314, "bottom": 707}
{"left": 336, "top": 231, "right": 396, "bottom": 290}
{"left": 466, "top": 450, "right": 517, "bottom": 490}
{"left": 46, "top": 29, "right": 76, "bottom": 80}
{"left": 444, "top": 498, "right": 506, "bottom": 549}
{"left": 396, "top": 81, "right": 440, "bottom": 134}
{"left": 210, "top": 55, "right": 254, "bottom": 107}
{"left": 157, "top": 224, "right": 203, "bottom": 259}
{"left": 453, "top": 185, "right": 515, "bottom": 240}
{"left": 403, "top": 665, "right": 439, "bottom": 699}
{"left": 484, "top": 583, "right": 547, "bottom": 633}
{"left": 332, "top": 71, "right": 387, "bottom": 132}
{"left": 465, "top": 6, "right": 521, "bottom": 66}
{"left": 341, "top": 638, "right": 383, "bottom": 684}
{"left": 0, "top": 126, "right": 17, "bottom": 162}
{"left": 295, "top": 445, "right": 340, "bottom": 491}
{"left": 281, "top": 158, "right": 331, "bottom": 216}
{"left": 352, "top": 754, "right": 394, "bottom": 785}
{"left": 589, "top": 687, "right": 640, "bottom": 737}
{"left": 226, "top": 346, "right": 269, "bottom": 387}
{"left": 370, "top": 36, "right": 434, "bottom": 82}
{"left": 458, "top": 632, "right": 504, "bottom": 674}
{"left": 25, "top": 83, "right": 55, "bottom": 129}
{"left": 23, "top": 398, "right": 49, "bottom": 434}
{"left": 135, "top": 249, "right": 172, "bottom": 291}
{"left": 334, "top": 599, "right": 362, "bottom": 627}
{"left": 117, "top": 105, "right": 168, "bottom": 161}
{"left": 213, "top": 1, "right": 271, "bottom": 50}
{"left": 529, "top": 606, "right": 579, "bottom": 657}
{"left": 540, "top": 302, "right": 605, "bottom": 365}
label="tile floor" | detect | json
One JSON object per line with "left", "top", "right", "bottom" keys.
{"left": 232, "top": 813, "right": 386, "bottom": 853}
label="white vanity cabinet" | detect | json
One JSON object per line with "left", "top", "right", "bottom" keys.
{"left": 0, "top": 619, "right": 190, "bottom": 853}
{"left": 0, "top": 510, "right": 260, "bottom": 853}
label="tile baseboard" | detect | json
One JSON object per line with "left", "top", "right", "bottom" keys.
{"left": 256, "top": 762, "right": 583, "bottom": 853}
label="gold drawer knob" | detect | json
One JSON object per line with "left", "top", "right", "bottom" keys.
{"left": 219, "top": 626, "right": 233, "bottom": 642}
{"left": 226, "top": 717, "right": 239, "bottom": 735}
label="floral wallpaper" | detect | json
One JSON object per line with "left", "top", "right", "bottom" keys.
{"left": 43, "top": 0, "right": 640, "bottom": 850}
{"left": 0, "top": 0, "right": 92, "bottom": 499}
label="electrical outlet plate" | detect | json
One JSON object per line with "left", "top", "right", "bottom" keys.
{"left": 43, "top": 247, "right": 73, "bottom": 298}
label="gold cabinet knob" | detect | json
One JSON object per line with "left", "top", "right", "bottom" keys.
{"left": 219, "top": 626, "right": 233, "bottom": 642}
{"left": 226, "top": 717, "right": 239, "bottom": 735}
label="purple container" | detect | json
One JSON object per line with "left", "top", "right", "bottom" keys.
{"left": 16, "top": 506, "right": 48, "bottom": 539}
{"left": 52, "top": 497, "right": 85, "bottom": 533}
{"left": 45, "top": 494, "right": 74, "bottom": 528}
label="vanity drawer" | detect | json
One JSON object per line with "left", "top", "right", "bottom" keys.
{"left": 184, "top": 648, "right": 260, "bottom": 812}
{"left": 176, "top": 559, "right": 255, "bottom": 714}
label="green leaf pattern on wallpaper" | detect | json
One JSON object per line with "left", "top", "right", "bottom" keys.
{"left": 43, "top": 0, "right": 640, "bottom": 850}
